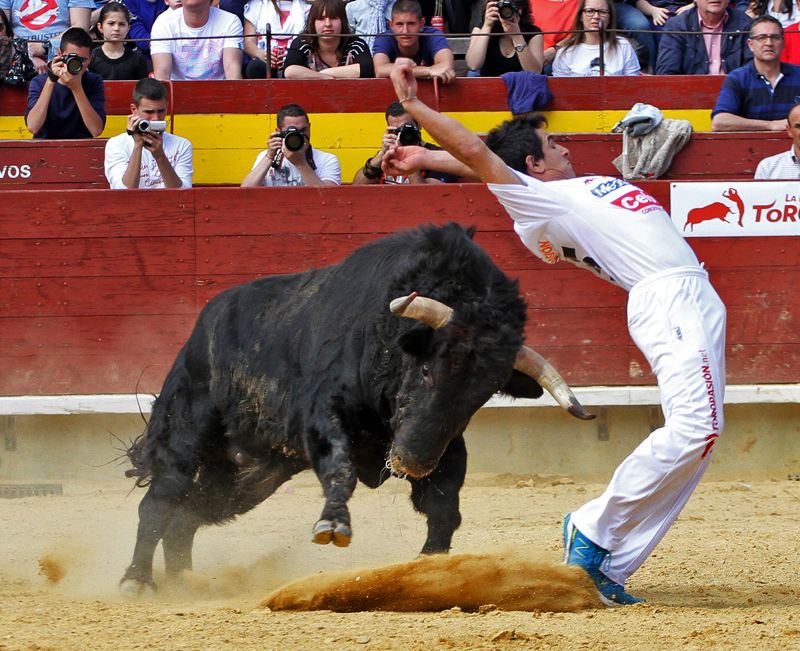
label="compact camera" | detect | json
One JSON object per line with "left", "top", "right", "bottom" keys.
{"left": 497, "top": 0, "right": 518, "bottom": 20}
{"left": 394, "top": 122, "right": 421, "bottom": 146}
{"left": 137, "top": 120, "right": 167, "bottom": 133}
{"left": 61, "top": 53, "right": 85, "bottom": 75}
{"left": 280, "top": 126, "right": 307, "bottom": 152}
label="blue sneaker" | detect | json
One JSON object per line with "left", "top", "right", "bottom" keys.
{"left": 563, "top": 513, "right": 645, "bottom": 607}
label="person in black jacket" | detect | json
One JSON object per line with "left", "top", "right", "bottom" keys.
{"left": 655, "top": 0, "right": 753, "bottom": 74}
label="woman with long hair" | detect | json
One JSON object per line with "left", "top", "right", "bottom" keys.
{"left": 552, "top": 0, "right": 640, "bottom": 76}
{"left": 283, "top": 0, "right": 374, "bottom": 77}
{"left": 465, "top": 0, "right": 544, "bottom": 76}
{"left": 243, "top": 0, "right": 312, "bottom": 78}
{"left": 747, "top": 0, "right": 799, "bottom": 27}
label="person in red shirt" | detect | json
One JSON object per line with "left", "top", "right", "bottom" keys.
{"left": 783, "top": 21, "right": 800, "bottom": 63}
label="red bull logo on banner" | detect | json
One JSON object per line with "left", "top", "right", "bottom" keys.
{"left": 671, "top": 182, "right": 800, "bottom": 237}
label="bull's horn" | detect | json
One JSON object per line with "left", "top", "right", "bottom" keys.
{"left": 390, "top": 292, "right": 454, "bottom": 329}
{"left": 514, "top": 346, "right": 595, "bottom": 421}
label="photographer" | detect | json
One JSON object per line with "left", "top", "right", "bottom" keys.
{"left": 24, "top": 27, "right": 105, "bottom": 139}
{"left": 241, "top": 103, "right": 341, "bottom": 187}
{"left": 104, "top": 78, "right": 193, "bottom": 189}
{"left": 352, "top": 100, "right": 460, "bottom": 184}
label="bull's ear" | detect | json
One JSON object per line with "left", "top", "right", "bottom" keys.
{"left": 465, "top": 225, "right": 477, "bottom": 239}
{"left": 500, "top": 370, "right": 544, "bottom": 399}
{"left": 398, "top": 324, "right": 434, "bottom": 357}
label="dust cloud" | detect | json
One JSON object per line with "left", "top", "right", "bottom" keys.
{"left": 261, "top": 549, "right": 601, "bottom": 612}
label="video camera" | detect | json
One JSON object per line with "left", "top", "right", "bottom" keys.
{"left": 61, "top": 53, "right": 86, "bottom": 75}
{"left": 137, "top": 120, "right": 167, "bottom": 133}
{"left": 280, "top": 126, "right": 307, "bottom": 152}
{"left": 393, "top": 122, "right": 422, "bottom": 147}
{"left": 497, "top": 0, "right": 519, "bottom": 20}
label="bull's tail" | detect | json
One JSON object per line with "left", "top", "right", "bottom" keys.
{"left": 124, "top": 433, "right": 152, "bottom": 487}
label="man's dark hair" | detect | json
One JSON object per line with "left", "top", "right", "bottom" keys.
{"left": 788, "top": 101, "right": 800, "bottom": 119}
{"left": 277, "top": 103, "right": 309, "bottom": 128}
{"left": 60, "top": 27, "right": 94, "bottom": 51}
{"left": 385, "top": 100, "right": 411, "bottom": 120}
{"left": 485, "top": 114, "right": 548, "bottom": 173}
{"left": 133, "top": 78, "right": 168, "bottom": 105}
{"left": 749, "top": 15, "right": 784, "bottom": 38}
{"left": 391, "top": 0, "right": 423, "bottom": 19}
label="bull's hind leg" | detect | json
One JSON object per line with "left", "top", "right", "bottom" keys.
{"left": 409, "top": 434, "right": 466, "bottom": 555}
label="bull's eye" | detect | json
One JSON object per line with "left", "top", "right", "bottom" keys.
{"left": 421, "top": 364, "right": 430, "bottom": 378}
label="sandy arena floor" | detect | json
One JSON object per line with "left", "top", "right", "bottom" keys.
{"left": 1, "top": 470, "right": 799, "bottom": 650}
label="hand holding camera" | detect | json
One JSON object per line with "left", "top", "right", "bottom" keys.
{"left": 127, "top": 114, "right": 167, "bottom": 154}
{"left": 48, "top": 52, "right": 87, "bottom": 87}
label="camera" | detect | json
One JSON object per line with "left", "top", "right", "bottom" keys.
{"left": 497, "top": 0, "right": 518, "bottom": 20}
{"left": 394, "top": 122, "right": 422, "bottom": 147}
{"left": 137, "top": 120, "right": 167, "bottom": 133}
{"left": 61, "top": 53, "right": 85, "bottom": 75}
{"left": 280, "top": 126, "right": 307, "bottom": 152}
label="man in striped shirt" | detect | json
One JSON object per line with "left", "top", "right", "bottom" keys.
{"left": 754, "top": 102, "right": 800, "bottom": 178}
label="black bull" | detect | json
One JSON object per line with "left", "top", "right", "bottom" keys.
{"left": 121, "top": 223, "right": 592, "bottom": 592}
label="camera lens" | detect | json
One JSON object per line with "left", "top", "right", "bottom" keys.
{"left": 138, "top": 120, "right": 151, "bottom": 132}
{"left": 397, "top": 123, "right": 421, "bottom": 147}
{"left": 498, "top": 0, "right": 516, "bottom": 19}
{"left": 65, "top": 55, "right": 83, "bottom": 75}
{"left": 283, "top": 128, "right": 306, "bottom": 152}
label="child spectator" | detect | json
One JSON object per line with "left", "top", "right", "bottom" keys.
{"left": 243, "top": 0, "right": 311, "bottom": 78}
{"left": 552, "top": 0, "right": 641, "bottom": 76}
{"left": 465, "top": 0, "right": 544, "bottom": 76}
{"left": 283, "top": 0, "right": 374, "bottom": 78}
{"left": 90, "top": 2, "right": 150, "bottom": 79}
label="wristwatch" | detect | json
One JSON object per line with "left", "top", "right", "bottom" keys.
{"left": 362, "top": 156, "right": 382, "bottom": 180}
{"left": 514, "top": 42, "right": 526, "bottom": 53}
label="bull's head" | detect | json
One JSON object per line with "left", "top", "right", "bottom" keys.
{"left": 387, "top": 293, "right": 593, "bottom": 478}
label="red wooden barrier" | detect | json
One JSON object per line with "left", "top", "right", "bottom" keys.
{"left": 1, "top": 184, "right": 797, "bottom": 397}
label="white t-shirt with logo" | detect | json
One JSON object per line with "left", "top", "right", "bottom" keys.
{"left": 251, "top": 148, "right": 341, "bottom": 186}
{"left": 552, "top": 38, "right": 640, "bottom": 77}
{"left": 487, "top": 171, "right": 698, "bottom": 291}
{"left": 150, "top": 6, "right": 243, "bottom": 80}
{"left": 105, "top": 131, "right": 194, "bottom": 189}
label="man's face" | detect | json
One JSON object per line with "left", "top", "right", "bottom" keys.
{"left": 132, "top": 97, "right": 169, "bottom": 121}
{"left": 788, "top": 105, "right": 800, "bottom": 154}
{"left": 748, "top": 22, "right": 784, "bottom": 62}
{"left": 530, "top": 129, "right": 575, "bottom": 180}
{"left": 695, "top": 0, "right": 729, "bottom": 19}
{"left": 386, "top": 112, "right": 416, "bottom": 130}
{"left": 181, "top": 0, "right": 210, "bottom": 12}
{"left": 57, "top": 44, "right": 91, "bottom": 74}
{"left": 279, "top": 114, "right": 311, "bottom": 142}
{"left": 390, "top": 12, "right": 423, "bottom": 50}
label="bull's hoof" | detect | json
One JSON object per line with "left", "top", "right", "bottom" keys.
{"left": 119, "top": 577, "right": 157, "bottom": 597}
{"left": 312, "top": 519, "right": 352, "bottom": 547}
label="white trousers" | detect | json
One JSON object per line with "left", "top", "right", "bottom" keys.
{"left": 572, "top": 266, "right": 727, "bottom": 585}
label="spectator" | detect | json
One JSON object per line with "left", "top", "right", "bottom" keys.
{"left": 784, "top": 19, "right": 799, "bottom": 61}
{"left": 283, "top": 0, "right": 374, "bottom": 78}
{"left": 105, "top": 77, "right": 193, "bottom": 188}
{"left": 711, "top": 16, "right": 800, "bottom": 130}
{"left": 151, "top": 0, "right": 243, "bottom": 79}
{"left": 346, "top": 0, "right": 392, "bottom": 49}
{"left": 746, "top": 0, "right": 798, "bottom": 27}
{"left": 613, "top": 1, "right": 657, "bottom": 72}
{"left": 754, "top": 101, "right": 800, "bottom": 177}
{"left": 241, "top": 103, "right": 341, "bottom": 187}
{"left": 552, "top": 0, "right": 641, "bottom": 76}
{"left": 124, "top": 0, "right": 170, "bottom": 56}
{"left": 352, "top": 100, "right": 460, "bottom": 184}
{"left": 90, "top": 2, "right": 149, "bottom": 79}
{"left": 25, "top": 27, "right": 105, "bottom": 139}
{"left": 655, "top": 0, "right": 753, "bottom": 74}
{"left": 1, "top": 0, "right": 93, "bottom": 73}
{"left": 465, "top": 0, "right": 544, "bottom": 76}
{"left": 537, "top": 0, "right": 581, "bottom": 65}
{"left": 372, "top": 0, "right": 455, "bottom": 82}
{"left": 243, "top": 0, "right": 311, "bottom": 78}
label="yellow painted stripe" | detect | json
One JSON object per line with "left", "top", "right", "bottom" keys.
{"left": 1, "top": 109, "right": 712, "bottom": 185}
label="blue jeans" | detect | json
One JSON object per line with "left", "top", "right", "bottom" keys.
{"left": 614, "top": 2, "right": 657, "bottom": 71}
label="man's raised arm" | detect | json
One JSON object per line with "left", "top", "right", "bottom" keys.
{"left": 388, "top": 59, "right": 520, "bottom": 185}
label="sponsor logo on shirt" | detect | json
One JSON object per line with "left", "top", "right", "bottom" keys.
{"left": 589, "top": 177, "right": 627, "bottom": 198}
{"left": 611, "top": 189, "right": 661, "bottom": 212}
{"left": 538, "top": 240, "right": 560, "bottom": 264}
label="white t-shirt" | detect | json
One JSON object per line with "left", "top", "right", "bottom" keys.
{"left": 487, "top": 172, "right": 699, "bottom": 291}
{"left": 105, "top": 131, "right": 194, "bottom": 189}
{"left": 754, "top": 147, "right": 800, "bottom": 179}
{"left": 251, "top": 148, "right": 341, "bottom": 186}
{"left": 150, "top": 6, "right": 244, "bottom": 80}
{"left": 552, "top": 38, "right": 640, "bottom": 77}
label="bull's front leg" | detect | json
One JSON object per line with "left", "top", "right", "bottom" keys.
{"left": 409, "top": 434, "right": 466, "bottom": 555}
{"left": 307, "top": 422, "right": 357, "bottom": 547}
